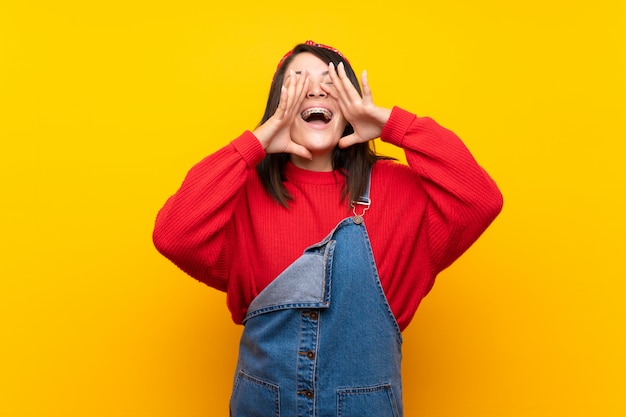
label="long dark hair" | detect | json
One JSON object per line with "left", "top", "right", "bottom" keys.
{"left": 256, "top": 42, "right": 392, "bottom": 207}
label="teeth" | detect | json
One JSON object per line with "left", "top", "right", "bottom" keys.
{"left": 301, "top": 107, "right": 333, "bottom": 121}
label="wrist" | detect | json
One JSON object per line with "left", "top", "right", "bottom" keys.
{"left": 252, "top": 123, "right": 273, "bottom": 151}
{"left": 375, "top": 107, "right": 393, "bottom": 127}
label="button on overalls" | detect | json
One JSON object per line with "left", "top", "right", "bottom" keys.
{"left": 230, "top": 184, "right": 404, "bottom": 417}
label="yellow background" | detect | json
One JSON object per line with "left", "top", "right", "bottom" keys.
{"left": 1, "top": 0, "right": 624, "bottom": 415}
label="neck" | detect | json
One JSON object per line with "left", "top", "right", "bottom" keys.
{"left": 290, "top": 154, "right": 333, "bottom": 172}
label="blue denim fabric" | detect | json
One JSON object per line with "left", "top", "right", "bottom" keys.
{"left": 230, "top": 214, "right": 403, "bottom": 417}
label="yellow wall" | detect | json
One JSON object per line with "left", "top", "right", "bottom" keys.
{"left": 1, "top": 1, "right": 624, "bottom": 415}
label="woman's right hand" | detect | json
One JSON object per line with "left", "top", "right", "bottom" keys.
{"left": 252, "top": 70, "right": 313, "bottom": 160}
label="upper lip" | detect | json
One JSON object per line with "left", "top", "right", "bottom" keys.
{"left": 301, "top": 107, "right": 333, "bottom": 122}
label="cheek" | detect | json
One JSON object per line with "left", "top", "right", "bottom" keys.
{"left": 336, "top": 118, "right": 348, "bottom": 135}
{"left": 289, "top": 123, "right": 303, "bottom": 142}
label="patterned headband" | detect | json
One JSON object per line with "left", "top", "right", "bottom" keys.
{"left": 275, "top": 40, "right": 350, "bottom": 71}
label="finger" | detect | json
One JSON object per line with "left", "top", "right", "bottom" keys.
{"left": 292, "top": 70, "right": 309, "bottom": 109}
{"left": 276, "top": 70, "right": 296, "bottom": 117}
{"left": 320, "top": 63, "right": 339, "bottom": 97}
{"left": 361, "top": 70, "right": 373, "bottom": 105}
{"left": 278, "top": 71, "right": 305, "bottom": 121}
{"left": 284, "top": 70, "right": 298, "bottom": 112}
{"left": 285, "top": 142, "right": 313, "bottom": 160}
{"left": 336, "top": 62, "right": 361, "bottom": 101}
{"left": 337, "top": 133, "right": 360, "bottom": 149}
{"left": 286, "top": 71, "right": 308, "bottom": 112}
{"left": 275, "top": 83, "right": 289, "bottom": 118}
{"left": 327, "top": 62, "right": 349, "bottom": 101}
{"left": 326, "top": 63, "right": 354, "bottom": 120}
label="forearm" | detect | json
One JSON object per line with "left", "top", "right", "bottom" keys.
{"left": 381, "top": 107, "right": 503, "bottom": 270}
{"left": 152, "top": 131, "right": 265, "bottom": 287}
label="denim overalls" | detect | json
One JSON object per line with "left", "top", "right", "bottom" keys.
{"left": 230, "top": 183, "right": 404, "bottom": 417}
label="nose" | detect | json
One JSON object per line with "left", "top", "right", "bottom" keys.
{"left": 307, "top": 79, "right": 326, "bottom": 98}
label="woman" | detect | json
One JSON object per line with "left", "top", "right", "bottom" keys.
{"left": 153, "top": 40, "right": 503, "bottom": 417}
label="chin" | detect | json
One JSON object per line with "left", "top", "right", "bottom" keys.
{"left": 292, "top": 125, "right": 343, "bottom": 152}
{"left": 297, "top": 136, "right": 340, "bottom": 153}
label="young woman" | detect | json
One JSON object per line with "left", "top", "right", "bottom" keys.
{"left": 153, "top": 40, "right": 503, "bottom": 417}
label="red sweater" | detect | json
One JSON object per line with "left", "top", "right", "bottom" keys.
{"left": 153, "top": 107, "right": 503, "bottom": 331}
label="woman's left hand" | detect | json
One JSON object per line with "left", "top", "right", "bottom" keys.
{"left": 322, "top": 62, "right": 392, "bottom": 148}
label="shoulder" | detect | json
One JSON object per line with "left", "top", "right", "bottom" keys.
{"left": 372, "top": 159, "right": 420, "bottom": 183}
{"left": 370, "top": 159, "right": 425, "bottom": 199}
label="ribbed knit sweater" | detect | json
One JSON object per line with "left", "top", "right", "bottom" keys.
{"left": 153, "top": 107, "right": 503, "bottom": 331}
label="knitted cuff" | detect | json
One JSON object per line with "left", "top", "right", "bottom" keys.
{"left": 231, "top": 131, "right": 267, "bottom": 168}
{"left": 380, "top": 106, "right": 417, "bottom": 148}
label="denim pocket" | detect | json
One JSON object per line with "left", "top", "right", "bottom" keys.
{"left": 337, "top": 384, "right": 400, "bottom": 417}
{"left": 230, "top": 370, "right": 280, "bottom": 417}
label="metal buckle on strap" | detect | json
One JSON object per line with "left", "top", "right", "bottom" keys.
{"left": 351, "top": 198, "right": 371, "bottom": 224}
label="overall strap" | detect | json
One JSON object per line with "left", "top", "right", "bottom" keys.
{"left": 350, "top": 168, "right": 372, "bottom": 223}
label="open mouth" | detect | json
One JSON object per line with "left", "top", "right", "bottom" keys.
{"left": 301, "top": 107, "right": 333, "bottom": 124}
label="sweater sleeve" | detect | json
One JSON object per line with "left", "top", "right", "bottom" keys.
{"left": 380, "top": 107, "right": 503, "bottom": 274}
{"left": 152, "top": 131, "right": 266, "bottom": 291}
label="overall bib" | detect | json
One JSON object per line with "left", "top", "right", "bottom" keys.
{"left": 230, "top": 186, "right": 404, "bottom": 417}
